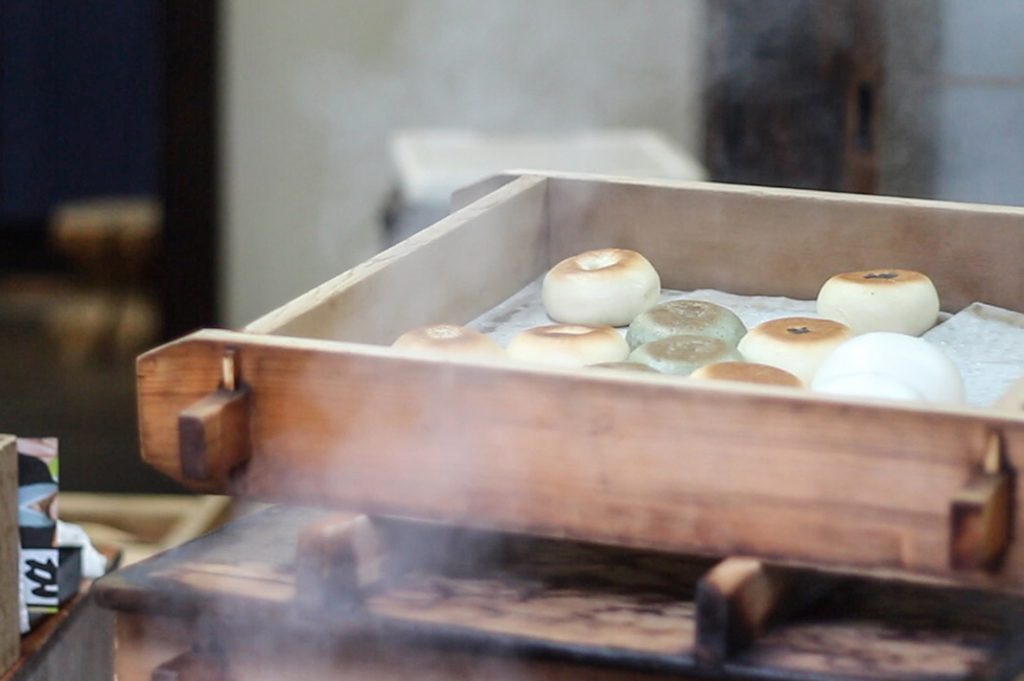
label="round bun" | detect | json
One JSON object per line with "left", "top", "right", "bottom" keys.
{"left": 816, "top": 269, "right": 939, "bottom": 335}
{"left": 811, "top": 332, "right": 964, "bottom": 404}
{"left": 543, "top": 248, "right": 660, "bottom": 326}
{"left": 507, "top": 324, "right": 629, "bottom": 368}
{"left": 590, "top": 361, "right": 660, "bottom": 373}
{"left": 690, "top": 361, "right": 803, "bottom": 387}
{"left": 628, "top": 335, "right": 741, "bottom": 375}
{"left": 737, "top": 317, "right": 853, "bottom": 385}
{"left": 393, "top": 324, "right": 504, "bottom": 358}
{"left": 627, "top": 299, "right": 746, "bottom": 349}
{"left": 814, "top": 373, "right": 924, "bottom": 402}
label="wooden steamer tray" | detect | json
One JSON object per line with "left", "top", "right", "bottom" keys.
{"left": 137, "top": 172, "right": 1024, "bottom": 593}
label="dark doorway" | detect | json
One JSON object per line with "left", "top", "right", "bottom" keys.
{"left": 705, "top": 0, "right": 884, "bottom": 193}
{"left": 0, "top": 1, "right": 219, "bottom": 492}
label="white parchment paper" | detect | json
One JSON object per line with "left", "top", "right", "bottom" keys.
{"left": 470, "top": 278, "right": 1024, "bottom": 408}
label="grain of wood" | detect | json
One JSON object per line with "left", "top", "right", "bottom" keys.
{"left": 546, "top": 174, "right": 1024, "bottom": 313}
{"left": 117, "top": 613, "right": 673, "bottom": 681}
{"left": 103, "top": 509, "right": 1005, "bottom": 680}
{"left": 149, "top": 563, "right": 295, "bottom": 604}
{"left": 744, "top": 621, "right": 990, "bottom": 679}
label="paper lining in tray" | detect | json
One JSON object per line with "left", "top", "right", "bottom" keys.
{"left": 469, "top": 278, "right": 1024, "bottom": 409}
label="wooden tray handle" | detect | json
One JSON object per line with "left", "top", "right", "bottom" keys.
{"left": 948, "top": 379, "right": 1024, "bottom": 573}
{"left": 950, "top": 378, "right": 1024, "bottom": 572}
{"left": 950, "top": 432, "right": 1013, "bottom": 572}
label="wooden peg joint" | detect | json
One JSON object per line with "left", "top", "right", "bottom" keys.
{"left": 221, "top": 348, "right": 239, "bottom": 392}
{"left": 178, "top": 347, "right": 250, "bottom": 485}
{"left": 950, "top": 432, "right": 1013, "bottom": 572}
{"left": 695, "top": 557, "right": 832, "bottom": 666}
{"left": 294, "top": 514, "right": 395, "bottom": 614}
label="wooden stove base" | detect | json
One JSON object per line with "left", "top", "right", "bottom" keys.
{"left": 1, "top": 595, "right": 113, "bottom": 681}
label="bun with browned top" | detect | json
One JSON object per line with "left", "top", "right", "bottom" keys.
{"left": 737, "top": 317, "right": 853, "bottom": 384}
{"left": 816, "top": 269, "right": 939, "bottom": 336}
{"left": 393, "top": 324, "right": 504, "bottom": 358}
{"left": 543, "top": 248, "right": 660, "bottom": 326}
{"left": 690, "top": 361, "right": 802, "bottom": 387}
{"left": 508, "top": 324, "right": 630, "bottom": 368}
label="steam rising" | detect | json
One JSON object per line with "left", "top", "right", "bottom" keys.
{"left": 225, "top": 0, "right": 706, "bottom": 326}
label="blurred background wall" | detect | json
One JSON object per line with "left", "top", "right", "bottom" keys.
{"left": 2, "top": 0, "right": 1023, "bottom": 493}
{"left": 933, "top": 0, "right": 1024, "bottom": 205}
{"left": 221, "top": 0, "right": 707, "bottom": 327}
{"left": 222, "top": 0, "right": 1024, "bottom": 328}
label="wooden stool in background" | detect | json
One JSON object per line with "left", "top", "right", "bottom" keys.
{"left": 48, "top": 198, "right": 162, "bottom": 364}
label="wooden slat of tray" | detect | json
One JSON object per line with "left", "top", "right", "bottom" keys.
{"left": 95, "top": 506, "right": 1006, "bottom": 681}
{"left": 260, "top": 172, "right": 1024, "bottom": 346}
{"left": 542, "top": 173, "right": 1024, "bottom": 313}
{"left": 137, "top": 329, "right": 1024, "bottom": 589}
{"left": 364, "top": 531, "right": 709, "bottom": 656}
{"left": 137, "top": 173, "right": 1024, "bottom": 588}
{"left": 452, "top": 172, "right": 1024, "bottom": 313}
